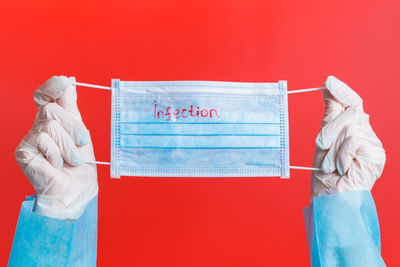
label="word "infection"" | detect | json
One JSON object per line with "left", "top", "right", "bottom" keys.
{"left": 153, "top": 101, "right": 219, "bottom": 121}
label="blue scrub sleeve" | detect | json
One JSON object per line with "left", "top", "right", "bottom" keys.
{"left": 304, "top": 190, "right": 386, "bottom": 267}
{"left": 8, "top": 195, "right": 98, "bottom": 267}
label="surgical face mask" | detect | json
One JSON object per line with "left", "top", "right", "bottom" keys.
{"left": 75, "top": 80, "right": 322, "bottom": 178}
{"left": 110, "top": 80, "right": 289, "bottom": 178}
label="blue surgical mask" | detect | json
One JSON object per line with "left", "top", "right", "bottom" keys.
{"left": 110, "top": 80, "right": 290, "bottom": 178}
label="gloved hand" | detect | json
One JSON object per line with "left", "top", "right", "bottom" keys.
{"left": 311, "top": 76, "right": 386, "bottom": 199}
{"left": 15, "top": 76, "right": 98, "bottom": 220}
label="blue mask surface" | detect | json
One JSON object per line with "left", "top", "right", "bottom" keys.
{"left": 111, "top": 80, "right": 289, "bottom": 178}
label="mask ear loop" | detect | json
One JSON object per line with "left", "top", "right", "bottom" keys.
{"left": 74, "top": 81, "right": 326, "bottom": 172}
{"left": 289, "top": 166, "right": 320, "bottom": 171}
{"left": 288, "top": 86, "right": 326, "bottom": 171}
{"left": 287, "top": 87, "right": 325, "bottom": 94}
{"left": 73, "top": 82, "right": 111, "bottom": 165}
{"left": 74, "top": 82, "right": 111, "bottom": 90}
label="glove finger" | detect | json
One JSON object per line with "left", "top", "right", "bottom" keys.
{"left": 15, "top": 137, "right": 39, "bottom": 171}
{"left": 335, "top": 117, "right": 385, "bottom": 178}
{"left": 33, "top": 76, "right": 73, "bottom": 108}
{"left": 320, "top": 124, "right": 352, "bottom": 173}
{"left": 321, "top": 90, "right": 344, "bottom": 127}
{"left": 335, "top": 136, "right": 359, "bottom": 176}
{"left": 23, "top": 153, "right": 70, "bottom": 195}
{"left": 36, "top": 132, "right": 64, "bottom": 169}
{"left": 18, "top": 132, "right": 64, "bottom": 169}
{"left": 353, "top": 132, "right": 386, "bottom": 179}
{"left": 32, "top": 120, "right": 83, "bottom": 166}
{"left": 324, "top": 76, "right": 363, "bottom": 108}
{"left": 56, "top": 77, "right": 81, "bottom": 116}
{"left": 320, "top": 117, "right": 374, "bottom": 174}
{"left": 37, "top": 102, "right": 90, "bottom": 146}
{"left": 340, "top": 137, "right": 386, "bottom": 192}
{"left": 316, "top": 106, "right": 361, "bottom": 150}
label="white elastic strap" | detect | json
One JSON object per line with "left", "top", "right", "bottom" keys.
{"left": 290, "top": 166, "right": 320, "bottom": 171}
{"left": 74, "top": 82, "right": 324, "bottom": 94}
{"left": 287, "top": 87, "right": 325, "bottom": 94}
{"left": 74, "top": 82, "right": 111, "bottom": 90}
{"left": 288, "top": 86, "right": 324, "bottom": 171}
{"left": 84, "top": 161, "right": 111, "bottom": 165}
{"left": 75, "top": 82, "right": 110, "bottom": 165}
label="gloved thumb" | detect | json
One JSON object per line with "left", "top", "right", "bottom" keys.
{"left": 336, "top": 136, "right": 359, "bottom": 176}
{"left": 34, "top": 76, "right": 80, "bottom": 116}
{"left": 324, "top": 76, "right": 363, "bottom": 108}
{"left": 320, "top": 76, "right": 364, "bottom": 128}
{"left": 57, "top": 77, "right": 80, "bottom": 115}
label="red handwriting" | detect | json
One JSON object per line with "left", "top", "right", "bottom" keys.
{"left": 154, "top": 101, "right": 219, "bottom": 121}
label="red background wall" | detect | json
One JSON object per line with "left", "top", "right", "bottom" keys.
{"left": 1, "top": 0, "right": 399, "bottom": 266}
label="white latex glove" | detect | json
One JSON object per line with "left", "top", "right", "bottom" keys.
{"left": 311, "top": 76, "right": 386, "bottom": 199}
{"left": 15, "top": 76, "right": 98, "bottom": 220}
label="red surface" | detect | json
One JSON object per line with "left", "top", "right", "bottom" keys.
{"left": 1, "top": 1, "right": 399, "bottom": 266}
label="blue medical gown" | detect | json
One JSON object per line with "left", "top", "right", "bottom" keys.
{"left": 304, "top": 190, "right": 385, "bottom": 267}
{"left": 8, "top": 195, "right": 98, "bottom": 267}
{"left": 7, "top": 190, "right": 385, "bottom": 266}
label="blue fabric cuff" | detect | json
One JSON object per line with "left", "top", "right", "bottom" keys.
{"left": 304, "top": 190, "right": 385, "bottom": 267}
{"left": 8, "top": 195, "right": 98, "bottom": 267}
